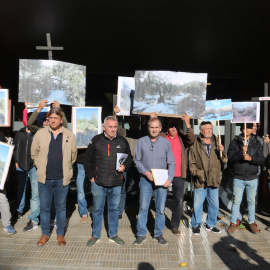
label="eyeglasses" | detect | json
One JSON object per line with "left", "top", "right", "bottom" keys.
{"left": 150, "top": 143, "right": 154, "bottom": 151}
{"left": 44, "top": 119, "right": 49, "bottom": 122}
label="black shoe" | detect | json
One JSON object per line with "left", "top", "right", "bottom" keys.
{"left": 133, "top": 236, "right": 146, "bottom": 246}
{"left": 155, "top": 235, "right": 168, "bottom": 245}
{"left": 205, "top": 225, "right": 221, "bottom": 233}
{"left": 192, "top": 226, "right": 200, "bottom": 235}
{"left": 171, "top": 228, "right": 181, "bottom": 235}
{"left": 119, "top": 215, "right": 122, "bottom": 219}
{"left": 23, "top": 220, "right": 38, "bottom": 232}
{"left": 17, "top": 211, "right": 23, "bottom": 219}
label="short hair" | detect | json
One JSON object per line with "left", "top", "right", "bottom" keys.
{"left": 240, "top": 123, "right": 253, "bottom": 131}
{"left": 167, "top": 118, "right": 179, "bottom": 130}
{"left": 47, "top": 107, "right": 64, "bottom": 119}
{"left": 104, "top": 116, "right": 118, "bottom": 126}
{"left": 200, "top": 121, "right": 212, "bottom": 131}
{"left": 148, "top": 117, "right": 162, "bottom": 128}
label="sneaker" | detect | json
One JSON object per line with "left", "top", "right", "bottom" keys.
{"left": 266, "top": 226, "right": 270, "bottom": 232}
{"left": 192, "top": 226, "right": 200, "bottom": 235}
{"left": 109, "top": 235, "right": 125, "bottom": 245}
{"left": 155, "top": 235, "right": 168, "bottom": 245}
{"left": 87, "top": 236, "right": 100, "bottom": 247}
{"left": 227, "top": 223, "right": 237, "bottom": 235}
{"left": 17, "top": 211, "right": 23, "bottom": 219}
{"left": 205, "top": 225, "right": 221, "bottom": 233}
{"left": 119, "top": 215, "right": 122, "bottom": 219}
{"left": 4, "top": 225, "right": 17, "bottom": 235}
{"left": 171, "top": 228, "right": 181, "bottom": 235}
{"left": 50, "top": 219, "right": 56, "bottom": 227}
{"left": 249, "top": 222, "right": 259, "bottom": 234}
{"left": 133, "top": 236, "right": 146, "bottom": 246}
{"left": 23, "top": 220, "right": 38, "bottom": 232}
{"left": 81, "top": 215, "right": 87, "bottom": 224}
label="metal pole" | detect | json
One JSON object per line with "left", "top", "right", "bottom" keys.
{"left": 264, "top": 83, "right": 268, "bottom": 135}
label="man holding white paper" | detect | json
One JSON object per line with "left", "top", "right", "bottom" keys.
{"left": 134, "top": 117, "right": 175, "bottom": 246}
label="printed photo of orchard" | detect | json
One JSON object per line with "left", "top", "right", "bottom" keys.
{"left": 72, "top": 107, "right": 102, "bottom": 148}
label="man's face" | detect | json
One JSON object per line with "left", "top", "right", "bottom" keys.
{"left": 252, "top": 123, "right": 257, "bottom": 135}
{"left": 168, "top": 125, "right": 178, "bottom": 138}
{"left": 201, "top": 124, "right": 213, "bottom": 139}
{"left": 103, "top": 119, "right": 118, "bottom": 139}
{"left": 43, "top": 117, "right": 49, "bottom": 127}
{"left": 49, "top": 113, "right": 63, "bottom": 130}
{"left": 148, "top": 120, "right": 161, "bottom": 139}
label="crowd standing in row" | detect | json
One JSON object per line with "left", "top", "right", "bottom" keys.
{"left": 0, "top": 100, "right": 270, "bottom": 247}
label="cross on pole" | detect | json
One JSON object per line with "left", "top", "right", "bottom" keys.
{"left": 36, "top": 33, "right": 64, "bottom": 60}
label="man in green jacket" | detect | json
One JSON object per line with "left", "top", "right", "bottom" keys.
{"left": 189, "top": 121, "right": 227, "bottom": 235}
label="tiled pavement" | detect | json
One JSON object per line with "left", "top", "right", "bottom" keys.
{"left": 1, "top": 194, "right": 270, "bottom": 270}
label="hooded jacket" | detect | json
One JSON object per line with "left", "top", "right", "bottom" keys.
{"left": 189, "top": 134, "right": 228, "bottom": 189}
{"left": 227, "top": 134, "right": 265, "bottom": 180}
{"left": 13, "top": 127, "right": 34, "bottom": 171}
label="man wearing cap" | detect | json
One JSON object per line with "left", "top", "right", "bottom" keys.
{"left": 189, "top": 121, "right": 227, "bottom": 235}
{"left": 227, "top": 123, "right": 265, "bottom": 234}
{"left": 165, "top": 113, "right": 195, "bottom": 235}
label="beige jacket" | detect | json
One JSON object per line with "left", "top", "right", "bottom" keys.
{"left": 189, "top": 134, "right": 228, "bottom": 189}
{"left": 31, "top": 126, "right": 77, "bottom": 186}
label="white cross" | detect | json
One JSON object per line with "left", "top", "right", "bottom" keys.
{"left": 36, "top": 33, "right": 64, "bottom": 60}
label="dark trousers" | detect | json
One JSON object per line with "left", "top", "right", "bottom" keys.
{"left": 170, "top": 177, "right": 185, "bottom": 229}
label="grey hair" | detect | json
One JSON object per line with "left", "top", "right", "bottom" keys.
{"left": 200, "top": 121, "right": 212, "bottom": 131}
{"left": 104, "top": 116, "right": 118, "bottom": 126}
{"left": 148, "top": 117, "right": 162, "bottom": 128}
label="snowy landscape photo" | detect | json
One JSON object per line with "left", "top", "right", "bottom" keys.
{"left": 72, "top": 107, "right": 102, "bottom": 148}
{"left": 133, "top": 70, "right": 207, "bottom": 119}
{"left": 205, "top": 99, "right": 233, "bottom": 121}
{"left": 231, "top": 102, "right": 260, "bottom": 123}
{"left": 117, "top": 76, "right": 135, "bottom": 116}
{"left": 19, "top": 59, "right": 86, "bottom": 107}
{"left": 0, "top": 142, "right": 14, "bottom": 190}
{"left": 0, "top": 89, "right": 9, "bottom": 126}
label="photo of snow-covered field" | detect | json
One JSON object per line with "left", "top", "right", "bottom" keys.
{"left": 117, "top": 77, "right": 135, "bottom": 116}
{"left": 205, "top": 99, "right": 233, "bottom": 121}
{"left": 133, "top": 70, "right": 207, "bottom": 119}
{"left": 0, "top": 89, "right": 9, "bottom": 126}
{"left": 19, "top": 59, "right": 86, "bottom": 107}
{"left": 231, "top": 102, "right": 260, "bottom": 123}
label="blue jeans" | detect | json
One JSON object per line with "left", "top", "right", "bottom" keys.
{"left": 75, "top": 163, "right": 88, "bottom": 216}
{"left": 230, "top": 178, "right": 257, "bottom": 224}
{"left": 16, "top": 167, "right": 40, "bottom": 223}
{"left": 191, "top": 186, "right": 219, "bottom": 228}
{"left": 118, "top": 172, "right": 127, "bottom": 215}
{"left": 137, "top": 176, "right": 168, "bottom": 237}
{"left": 91, "top": 181, "right": 121, "bottom": 238}
{"left": 38, "top": 179, "right": 69, "bottom": 235}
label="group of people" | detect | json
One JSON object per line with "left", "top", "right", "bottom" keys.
{"left": 0, "top": 100, "right": 269, "bottom": 248}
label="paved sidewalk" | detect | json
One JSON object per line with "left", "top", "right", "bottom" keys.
{"left": 1, "top": 195, "right": 270, "bottom": 270}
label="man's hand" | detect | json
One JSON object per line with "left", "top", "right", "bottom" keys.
{"left": 37, "top": 100, "right": 48, "bottom": 112}
{"left": 24, "top": 102, "right": 30, "bottom": 110}
{"left": 51, "top": 100, "right": 60, "bottom": 108}
{"left": 145, "top": 171, "right": 153, "bottom": 181}
{"left": 218, "top": 144, "right": 224, "bottom": 152}
{"left": 263, "top": 134, "right": 270, "bottom": 144}
{"left": 150, "top": 111, "right": 158, "bottom": 119}
{"left": 114, "top": 105, "right": 120, "bottom": 117}
{"left": 118, "top": 164, "right": 125, "bottom": 172}
{"left": 242, "top": 145, "right": 248, "bottom": 154}
{"left": 163, "top": 180, "right": 171, "bottom": 188}
{"left": 243, "top": 154, "right": 252, "bottom": 161}
{"left": 90, "top": 177, "right": 95, "bottom": 182}
{"left": 181, "top": 112, "right": 192, "bottom": 128}
{"left": 15, "top": 163, "right": 19, "bottom": 169}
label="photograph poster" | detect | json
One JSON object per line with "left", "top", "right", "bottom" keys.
{"left": 19, "top": 59, "right": 86, "bottom": 107}
{"left": 0, "top": 89, "right": 9, "bottom": 126}
{"left": 72, "top": 107, "right": 102, "bottom": 148}
{"left": 133, "top": 70, "right": 207, "bottom": 119}
{"left": 204, "top": 99, "right": 233, "bottom": 121}
{"left": 116, "top": 76, "right": 135, "bottom": 116}
{"left": 231, "top": 102, "right": 260, "bottom": 123}
{"left": 0, "top": 142, "right": 14, "bottom": 190}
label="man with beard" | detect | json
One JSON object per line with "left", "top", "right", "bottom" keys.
{"left": 189, "top": 121, "right": 227, "bottom": 235}
{"left": 133, "top": 117, "right": 175, "bottom": 245}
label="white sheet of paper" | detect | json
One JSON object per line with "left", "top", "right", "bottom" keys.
{"left": 151, "top": 169, "right": 168, "bottom": 186}
{"left": 116, "top": 153, "right": 128, "bottom": 170}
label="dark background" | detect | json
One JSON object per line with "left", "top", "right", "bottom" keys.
{"left": 1, "top": 1, "right": 270, "bottom": 123}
